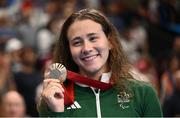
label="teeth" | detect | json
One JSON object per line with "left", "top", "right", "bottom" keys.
{"left": 83, "top": 55, "right": 97, "bottom": 61}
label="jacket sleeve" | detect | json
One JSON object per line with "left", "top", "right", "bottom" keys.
{"left": 142, "top": 84, "right": 163, "bottom": 117}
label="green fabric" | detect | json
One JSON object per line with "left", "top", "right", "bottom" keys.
{"left": 38, "top": 79, "right": 162, "bottom": 117}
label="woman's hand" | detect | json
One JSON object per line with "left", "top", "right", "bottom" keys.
{"left": 41, "top": 78, "right": 65, "bottom": 112}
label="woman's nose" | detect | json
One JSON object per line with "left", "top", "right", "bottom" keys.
{"left": 81, "top": 41, "right": 93, "bottom": 54}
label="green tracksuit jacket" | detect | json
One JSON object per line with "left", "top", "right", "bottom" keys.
{"left": 39, "top": 79, "right": 162, "bottom": 117}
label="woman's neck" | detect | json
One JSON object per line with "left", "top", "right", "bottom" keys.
{"left": 79, "top": 68, "right": 109, "bottom": 81}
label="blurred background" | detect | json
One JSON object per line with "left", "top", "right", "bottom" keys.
{"left": 0, "top": 0, "right": 179, "bottom": 117}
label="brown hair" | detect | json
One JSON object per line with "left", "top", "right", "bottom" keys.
{"left": 53, "top": 8, "right": 133, "bottom": 91}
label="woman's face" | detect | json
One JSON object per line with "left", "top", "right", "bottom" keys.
{"left": 67, "top": 19, "right": 111, "bottom": 76}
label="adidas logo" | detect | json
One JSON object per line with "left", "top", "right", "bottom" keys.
{"left": 67, "top": 101, "right": 81, "bottom": 110}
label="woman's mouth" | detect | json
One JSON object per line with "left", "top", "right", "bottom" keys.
{"left": 81, "top": 54, "right": 99, "bottom": 61}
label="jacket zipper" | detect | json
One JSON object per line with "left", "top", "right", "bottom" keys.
{"left": 92, "top": 88, "right": 101, "bottom": 118}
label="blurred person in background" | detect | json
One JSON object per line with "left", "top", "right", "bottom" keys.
{"left": 13, "top": 47, "right": 43, "bottom": 116}
{"left": 5, "top": 37, "right": 23, "bottom": 73}
{"left": 36, "top": 17, "right": 60, "bottom": 59}
{"left": 163, "top": 70, "right": 180, "bottom": 117}
{"left": 16, "top": 0, "right": 48, "bottom": 50}
{"left": 160, "top": 53, "right": 180, "bottom": 104}
{"left": 127, "top": 15, "right": 149, "bottom": 56}
{"left": 0, "top": 46, "right": 16, "bottom": 103}
{"left": 118, "top": 12, "right": 148, "bottom": 65}
{"left": 0, "top": 90, "right": 26, "bottom": 117}
{"left": 119, "top": 27, "right": 140, "bottom": 64}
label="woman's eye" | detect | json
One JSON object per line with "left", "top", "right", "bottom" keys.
{"left": 89, "top": 37, "right": 97, "bottom": 42}
{"left": 72, "top": 41, "right": 82, "bottom": 46}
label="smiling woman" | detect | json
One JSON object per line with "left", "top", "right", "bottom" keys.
{"left": 38, "top": 8, "right": 162, "bottom": 117}
{"left": 67, "top": 19, "right": 111, "bottom": 78}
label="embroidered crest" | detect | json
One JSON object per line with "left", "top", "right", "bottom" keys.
{"left": 117, "top": 92, "right": 131, "bottom": 109}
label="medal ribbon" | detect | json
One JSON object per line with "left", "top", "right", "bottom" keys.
{"left": 67, "top": 70, "right": 113, "bottom": 90}
{"left": 63, "top": 70, "right": 113, "bottom": 105}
